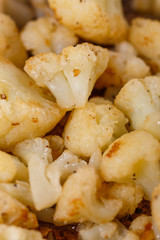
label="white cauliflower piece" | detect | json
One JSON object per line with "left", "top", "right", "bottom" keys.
{"left": 129, "top": 215, "right": 152, "bottom": 237}
{"left": 100, "top": 130, "right": 160, "bottom": 200}
{"left": 1, "top": 0, "right": 35, "bottom": 28}
{"left": 54, "top": 166, "right": 122, "bottom": 225}
{"left": 114, "top": 76, "right": 160, "bottom": 140}
{"left": 152, "top": 185, "right": 160, "bottom": 240}
{"left": 63, "top": 97, "right": 128, "bottom": 158}
{"left": 24, "top": 43, "right": 109, "bottom": 110}
{"left": 0, "top": 181, "right": 33, "bottom": 207}
{"left": 13, "top": 138, "right": 86, "bottom": 210}
{"left": 95, "top": 50, "right": 150, "bottom": 89}
{"left": 0, "top": 56, "right": 65, "bottom": 151}
{"left": 129, "top": 18, "right": 160, "bottom": 73}
{"left": 115, "top": 41, "right": 138, "bottom": 56}
{"left": 0, "top": 13, "right": 28, "bottom": 68}
{"left": 0, "top": 190, "right": 38, "bottom": 228}
{"left": 21, "top": 17, "right": 78, "bottom": 55}
{"left": 79, "top": 221, "right": 139, "bottom": 240}
{"left": 48, "top": 0, "right": 128, "bottom": 45}
{"left": 0, "top": 224, "right": 44, "bottom": 240}
{"left": 98, "top": 182, "right": 143, "bottom": 218}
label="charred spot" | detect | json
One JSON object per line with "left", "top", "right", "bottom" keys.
{"left": 106, "top": 141, "right": 121, "bottom": 158}
{"left": 0, "top": 94, "right": 7, "bottom": 100}
{"left": 32, "top": 118, "right": 38, "bottom": 123}
{"left": 12, "top": 123, "right": 20, "bottom": 126}
{"left": 73, "top": 69, "right": 81, "bottom": 77}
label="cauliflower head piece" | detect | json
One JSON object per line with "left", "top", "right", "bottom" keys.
{"left": 0, "top": 56, "right": 65, "bottom": 151}
{"left": 24, "top": 43, "right": 109, "bottom": 110}
{"left": 0, "top": 13, "right": 28, "bottom": 68}
{"left": 48, "top": 0, "right": 128, "bottom": 45}
{"left": 100, "top": 130, "right": 160, "bottom": 200}
{"left": 129, "top": 17, "right": 160, "bottom": 73}
{"left": 114, "top": 76, "right": 160, "bottom": 140}
{"left": 63, "top": 97, "right": 128, "bottom": 158}
{"left": 21, "top": 17, "right": 78, "bottom": 55}
{"left": 54, "top": 165, "right": 122, "bottom": 225}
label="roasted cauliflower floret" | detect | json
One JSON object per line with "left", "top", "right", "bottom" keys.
{"left": 54, "top": 165, "right": 122, "bottom": 225}
{"left": 24, "top": 43, "right": 109, "bottom": 110}
{"left": 95, "top": 50, "right": 150, "bottom": 89}
{"left": 115, "top": 41, "right": 138, "bottom": 56}
{"left": 129, "top": 215, "right": 152, "bottom": 237}
{"left": 0, "top": 224, "right": 44, "bottom": 240}
{"left": 63, "top": 97, "right": 128, "bottom": 158}
{"left": 0, "top": 13, "right": 28, "bottom": 68}
{"left": 21, "top": 17, "right": 78, "bottom": 55}
{"left": 129, "top": 18, "right": 160, "bottom": 73}
{"left": 48, "top": 0, "right": 128, "bottom": 45}
{"left": 13, "top": 137, "right": 86, "bottom": 210}
{"left": 114, "top": 76, "right": 160, "bottom": 140}
{"left": 0, "top": 56, "right": 64, "bottom": 151}
{"left": 99, "top": 182, "right": 143, "bottom": 218}
{"left": 100, "top": 130, "right": 160, "bottom": 199}
{"left": 0, "top": 190, "right": 38, "bottom": 228}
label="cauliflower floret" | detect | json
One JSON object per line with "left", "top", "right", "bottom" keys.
{"left": 129, "top": 18, "right": 160, "bottom": 73}
{"left": 48, "top": 0, "right": 128, "bottom": 45}
{"left": 98, "top": 182, "right": 143, "bottom": 218}
{"left": 115, "top": 41, "right": 138, "bottom": 56}
{"left": 0, "top": 0, "right": 35, "bottom": 28}
{"left": 0, "top": 56, "right": 65, "bottom": 151}
{"left": 0, "top": 190, "right": 38, "bottom": 228}
{"left": 24, "top": 43, "right": 109, "bottom": 110}
{"left": 133, "top": 0, "right": 160, "bottom": 16}
{"left": 114, "top": 76, "right": 160, "bottom": 140}
{"left": 0, "top": 224, "right": 44, "bottom": 240}
{"left": 21, "top": 17, "right": 78, "bottom": 55}
{"left": 13, "top": 137, "right": 86, "bottom": 210}
{"left": 63, "top": 97, "right": 128, "bottom": 158}
{"left": 79, "top": 221, "right": 139, "bottom": 240}
{"left": 0, "top": 181, "right": 33, "bottom": 207}
{"left": 54, "top": 165, "right": 122, "bottom": 225}
{"left": 100, "top": 130, "right": 160, "bottom": 199}
{"left": 0, "top": 13, "right": 28, "bottom": 68}
{"left": 95, "top": 51, "right": 150, "bottom": 89}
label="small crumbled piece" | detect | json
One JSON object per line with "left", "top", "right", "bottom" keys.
{"left": 0, "top": 13, "right": 28, "bottom": 68}
{"left": 24, "top": 43, "right": 109, "bottom": 109}
{"left": 99, "top": 182, "right": 143, "bottom": 218}
{"left": 0, "top": 181, "right": 33, "bottom": 207}
{"left": 129, "top": 215, "right": 152, "bottom": 236}
{"left": 48, "top": 0, "right": 128, "bottom": 45}
{"left": 0, "top": 190, "right": 38, "bottom": 228}
{"left": 79, "top": 221, "right": 140, "bottom": 240}
{"left": 100, "top": 130, "right": 160, "bottom": 199}
{"left": 13, "top": 138, "right": 86, "bottom": 210}
{"left": 0, "top": 56, "right": 65, "bottom": 151}
{"left": 54, "top": 166, "right": 122, "bottom": 225}
{"left": 114, "top": 76, "right": 160, "bottom": 140}
{"left": 0, "top": 224, "right": 44, "bottom": 240}
{"left": 21, "top": 17, "right": 78, "bottom": 55}
{"left": 95, "top": 51, "right": 150, "bottom": 88}
{"left": 129, "top": 18, "right": 160, "bottom": 73}
{"left": 63, "top": 97, "right": 128, "bottom": 158}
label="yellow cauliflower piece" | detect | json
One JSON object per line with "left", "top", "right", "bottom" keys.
{"left": 129, "top": 18, "right": 160, "bottom": 73}
{"left": 63, "top": 97, "right": 128, "bottom": 158}
{"left": 100, "top": 130, "right": 160, "bottom": 199}
{"left": 0, "top": 224, "right": 44, "bottom": 240}
{"left": 0, "top": 56, "right": 64, "bottom": 151}
{"left": 21, "top": 17, "right": 78, "bottom": 55}
{"left": 95, "top": 50, "right": 150, "bottom": 88}
{"left": 0, "top": 13, "right": 28, "bottom": 68}
{"left": 114, "top": 76, "right": 160, "bottom": 140}
{"left": 54, "top": 166, "right": 122, "bottom": 224}
{"left": 48, "top": 0, "right": 128, "bottom": 45}
{"left": 0, "top": 190, "right": 38, "bottom": 228}
{"left": 24, "top": 43, "right": 109, "bottom": 110}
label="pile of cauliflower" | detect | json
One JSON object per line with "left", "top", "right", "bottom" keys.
{"left": 0, "top": 0, "right": 159, "bottom": 240}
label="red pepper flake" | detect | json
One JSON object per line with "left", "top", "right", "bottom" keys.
{"left": 12, "top": 123, "right": 20, "bottom": 126}
{"left": 73, "top": 69, "right": 81, "bottom": 77}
